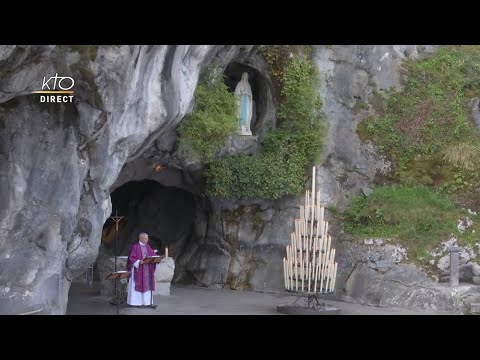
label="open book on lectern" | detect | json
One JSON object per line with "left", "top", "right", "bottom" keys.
{"left": 143, "top": 255, "right": 164, "bottom": 264}
{"left": 105, "top": 271, "right": 130, "bottom": 280}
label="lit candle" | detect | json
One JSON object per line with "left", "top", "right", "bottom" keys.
{"left": 165, "top": 247, "right": 168, "bottom": 258}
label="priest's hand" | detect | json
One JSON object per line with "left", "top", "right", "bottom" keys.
{"left": 140, "top": 260, "right": 144, "bottom": 265}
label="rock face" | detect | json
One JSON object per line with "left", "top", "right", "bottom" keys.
{"left": 336, "top": 239, "right": 480, "bottom": 313}
{"left": 96, "top": 255, "right": 128, "bottom": 300}
{"left": 1, "top": 44, "right": 454, "bottom": 314}
{"left": 313, "top": 45, "right": 437, "bottom": 209}
{"left": 173, "top": 197, "right": 298, "bottom": 292}
{"left": 154, "top": 257, "right": 175, "bottom": 296}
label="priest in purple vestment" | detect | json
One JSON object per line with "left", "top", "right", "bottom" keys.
{"left": 126, "top": 232, "right": 157, "bottom": 306}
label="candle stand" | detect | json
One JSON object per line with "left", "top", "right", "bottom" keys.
{"left": 277, "top": 167, "right": 341, "bottom": 315}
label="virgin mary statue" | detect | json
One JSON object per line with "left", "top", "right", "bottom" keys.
{"left": 234, "top": 72, "right": 253, "bottom": 135}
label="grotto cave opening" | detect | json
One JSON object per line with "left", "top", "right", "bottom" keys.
{"left": 100, "top": 179, "right": 197, "bottom": 261}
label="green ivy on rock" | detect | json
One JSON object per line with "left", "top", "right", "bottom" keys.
{"left": 177, "top": 66, "right": 238, "bottom": 162}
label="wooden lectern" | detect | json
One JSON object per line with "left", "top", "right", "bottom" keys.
{"left": 143, "top": 255, "right": 164, "bottom": 264}
{"left": 106, "top": 271, "right": 130, "bottom": 315}
{"left": 142, "top": 256, "right": 164, "bottom": 309}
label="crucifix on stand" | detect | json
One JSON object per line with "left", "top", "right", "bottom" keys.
{"left": 105, "top": 210, "right": 128, "bottom": 316}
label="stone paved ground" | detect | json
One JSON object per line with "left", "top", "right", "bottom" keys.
{"left": 66, "top": 280, "right": 457, "bottom": 315}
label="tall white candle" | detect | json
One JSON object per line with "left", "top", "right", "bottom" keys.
{"left": 327, "top": 249, "right": 335, "bottom": 291}
{"left": 331, "top": 262, "right": 338, "bottom": 292}
{"left": 299, "top": 236, "right": 303, "bottom": 277}
{"left": 312, "top": 166, "right": 316, "bottom": 206}
{"left": 301, "top": 259, "right": 304, "bottom": 292}
{"left": 285, "top": 257, "right": 290, "bottom": 290}
{"left": 320, "top": 206, "right": 325, "bottom": 238}
{"left": 325, "top": 260, "right": 331, "bottom": 292}
{"left": 295, "top": 253, "right": 298, "bottom": 291}
{"left": 325, "top": 235, "right": 331, "bottom": 269}
{"left": 308, "top": 263, "right": 312, "bottom": 292}
{"left": 326, "top": 250, "right": 332, "bottom": 291}
{"left": 312, "top": 237, "right": 317, "bottom": 292}
{"left": 311, "top": 167, "right": 315, "bottom": 238}
{"left": 165, "top": 247, "right": 168, "bottom": 258}
{"left": 304, "top": 219, "right": 307, "bottom": 249}
{"left": 305, "top": 190, "right": 308, "bottom": 209}
{"left": 320, "top": 236, "right": 328, "bottom": 291}
{"left": 313, "top": 234, "right": 318, "bottom": 292}
{"left": 299, "top": 224, "right": 302, "bottom": 255}
{"left": 289, "top": 256, "right": 292, "bottom": 291}
{"left": 317, "top": 190, "right": 320, "bottom": 223}
{"left": 305, "top": 194, "right": 309, "bottom": 225}
{"left": 305, "top": 220, "right": 309, "bottom": 276}
{"left": 295, "top": 220, "right": 300, "bottom": 250}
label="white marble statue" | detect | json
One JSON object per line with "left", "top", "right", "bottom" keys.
{"left": 234, "top": 72, "right": 253, "bottom": 135}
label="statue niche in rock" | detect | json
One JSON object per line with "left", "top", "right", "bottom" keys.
{"left": 234, "top": 72, "right": 253, "bottom": 135}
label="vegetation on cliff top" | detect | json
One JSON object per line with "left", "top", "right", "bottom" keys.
{"left": 346, "top": 46, "right": 480, "bottom": 259}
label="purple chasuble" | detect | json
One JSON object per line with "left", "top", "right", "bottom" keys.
{"left": 126, "top": 242, "right": 156, "bottom": 293}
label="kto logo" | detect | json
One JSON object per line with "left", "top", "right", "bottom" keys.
{"left": 42, "top": 73, "right": 75, "bottom": 91}
{"left": 32, "top": 73, "right": 75, "bottom": 103}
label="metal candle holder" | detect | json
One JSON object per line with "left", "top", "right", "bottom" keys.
{"left": 282, "top": 166, "right": 338, "bottom": 309}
